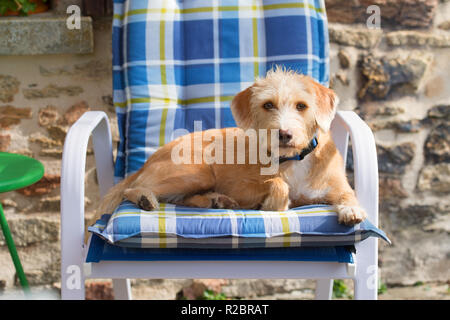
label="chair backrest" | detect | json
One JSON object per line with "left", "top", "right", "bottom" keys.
{"left": 113, "top": 0, "right": 330, "bottom": 180}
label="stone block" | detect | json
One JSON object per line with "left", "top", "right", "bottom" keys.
{"left": 377, "top": 143, "right": 415, "bottom": 174}
{"left": 0, "top": 17, "right": 93, "bottom": 55}
{"left": 358, "top": 52, "right": 432, "bottom": 100}
{"left": 39, "top": 148, "right": 63, "bottom": 158}
{"left": 380, "top": 229, "right": 450, "bottom": 285}
{"left": 29, "top": 132, "right": 62, "bottom": 148}
{"left": 59, "top": 101, "right": 90, "bottom": 126}
{"left": 438, "top": 20, "right": 450, "bottom": 30}
{"left": 427, "top": 104, "right": 450, "bottom": 121}
{"left": 417, "top": 163, "right": 450, "bottom": 193}
{"left": 132, "top": 279, "right": 192, "bottom": 300}
{"left": 357, "top": 104, "right": 405, "bottom": 119}
{"left": 40, "top": 60, "right": 112, "bottom": 81}
{"left": 0, "top": 105, "right": 32, "bottom": 129}
{"left": 52, "top": 0, "right": 84, "bottom": 15}
{"left": 379, "top": 176, "right": 409, "bottom": 200}
{"left": 221, "top": 279, "right": 314, "bottom": 298}
{"left": 23, "top": 84, "right": 83, "bottom": 100}
{"left": 386, "top": 31, "right": 450, "bottom": 48}
{"left": 424, "top": 123, "right": 450, "bottom": 164}
{"left": 16, "top": 174, "right": 60, "bottom": 196}
{"left": 0, "top": 134, "right": 11, "bottom": 152}
{"left": 0, "top": 75, "right": 20, "bottom": 103}
{"left": 180, "top": 279, "right": 229, "bottom": 299}
{"left": 328, "top": 24, "right": 382, "bottom": 49}
{"left": 38, "top": 106, "right": 60, "bottom": 127}
{"left": 325, "top": 0, "right": 438, "bottom": 28}
{"left": 370, "top": 119, "right": 423, "bottom": 133}
{"left": 337, "top": 49, "right": 351, "bottom": 69}
{"left": 47, "top": 125, "right": 68, "bottom": 143}
{"left": 85, "top": 281, "right": 114, "bottom": 300}
{"left": 0, "top": 216, "right": 59, "bottom": 247}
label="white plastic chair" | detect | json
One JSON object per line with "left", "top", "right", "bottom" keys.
{"left": 60, "top": 110, "right": 379, "bottom": 300}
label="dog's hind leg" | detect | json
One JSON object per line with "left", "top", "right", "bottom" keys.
{"left": 183, "top": 192, "right": 239, "bottom": 209}
{"left": 123, "top": 187, "right": 159, "bottom": 211}
{"left": 123, "top": 163, "right": 218, "bottom": 210}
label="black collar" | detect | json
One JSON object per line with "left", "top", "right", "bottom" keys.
{"left": 278, "top": 136, "right": 318, "bottom": 164}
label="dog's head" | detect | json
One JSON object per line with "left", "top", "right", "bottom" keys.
{"left": 231, "top": 67, "right": 339, "bottom": 156}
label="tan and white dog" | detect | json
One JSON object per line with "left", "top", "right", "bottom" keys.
{"left": 91, "top": 68, "right": 366, "bottom": 233}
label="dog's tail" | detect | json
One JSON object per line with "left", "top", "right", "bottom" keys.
{"left": 96, "top": 174, "right": 135, "bottom": 215}
{"left": 85, "top": 174, "right": 136, "bottom": 244}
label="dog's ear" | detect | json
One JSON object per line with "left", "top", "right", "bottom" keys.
{"left": 311, "top": 80, "right": 339, "bottom": 132}
{"left": 230, "top": 86, "right": 253, "bottom": 129}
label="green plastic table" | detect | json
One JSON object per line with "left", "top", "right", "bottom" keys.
{"left": 0, "top": 152, "right": 44, "bottom": 290}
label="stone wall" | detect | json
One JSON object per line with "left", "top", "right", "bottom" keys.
{"left": 327, "top": 0, "right": 450, "bottom": 286}
{"left": 0, "top": 18, "right": 114, "bottom": 290}
{"left": 0, "top": 0, "right": 449, "bottom": 298}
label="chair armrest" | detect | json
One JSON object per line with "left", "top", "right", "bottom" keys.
{"left": 332, "top": 111, "right": 379, "bottom": 227}
{"left": 333, "top": 111, "right": 379, "bottom": 300}
{"left": 61, "top": 111, "right": 114, "bottom": 252}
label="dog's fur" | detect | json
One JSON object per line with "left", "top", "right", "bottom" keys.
{"left": 89, "top": 68, "right": 366, "bottom": 240}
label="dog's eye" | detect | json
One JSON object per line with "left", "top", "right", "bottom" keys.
{"left": 296, "top": 103, "right": 307, "bottom": 111}
{"left": 263, "top": 102, "right": 275, "bottom": 110}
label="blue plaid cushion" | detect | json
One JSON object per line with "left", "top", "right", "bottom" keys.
{"left": 86, "top": 233, "right": 356, "bottom": 263}
{"left": 88, "top": 201, "right": 390, "bottom": 249}
{"left": 113, "top": 0, "right": 330, "bottom": 180}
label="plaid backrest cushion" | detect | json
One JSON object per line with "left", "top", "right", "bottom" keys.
{"left": 113, "top": 0, "right": 330, "bottom": 180}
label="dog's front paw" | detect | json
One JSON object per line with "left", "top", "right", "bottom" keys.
{"left": 336, "top": 205, "right": 367, "bottom": 225}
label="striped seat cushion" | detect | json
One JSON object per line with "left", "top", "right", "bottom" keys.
{"left": 88, "top": 201, "right": 390, "bottom": 249}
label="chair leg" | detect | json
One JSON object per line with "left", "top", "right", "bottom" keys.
{"left": 354, "top": 268, "right": 378, "bottom": 300}
{"left": 354, "top": 238, "right": 378, "bottom": 300}
{"left": 113, "top": 279, "right": 132, "bottom": 300}
{"left": 315, "top": 279, "right": 333, "bottom": 300}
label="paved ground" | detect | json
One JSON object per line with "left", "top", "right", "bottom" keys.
{"left": 0, "top": 281, "right": 447, "bottom": 300}
{"left": 378, "top": 283, "right": 449, "bottom": 300}
{"left": 249, "top": 283, "right": 449, "bottom": 300}
{"left": 130, "top": 281, "right": 449, "bottom": 300}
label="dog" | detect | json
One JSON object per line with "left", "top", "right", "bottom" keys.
{"left": 89, "top": 68, "right": 366, "bottom": 239}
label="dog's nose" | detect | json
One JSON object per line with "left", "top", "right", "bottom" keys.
{"left": 279, "top": 129, "right": 293, "bottom": 144}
